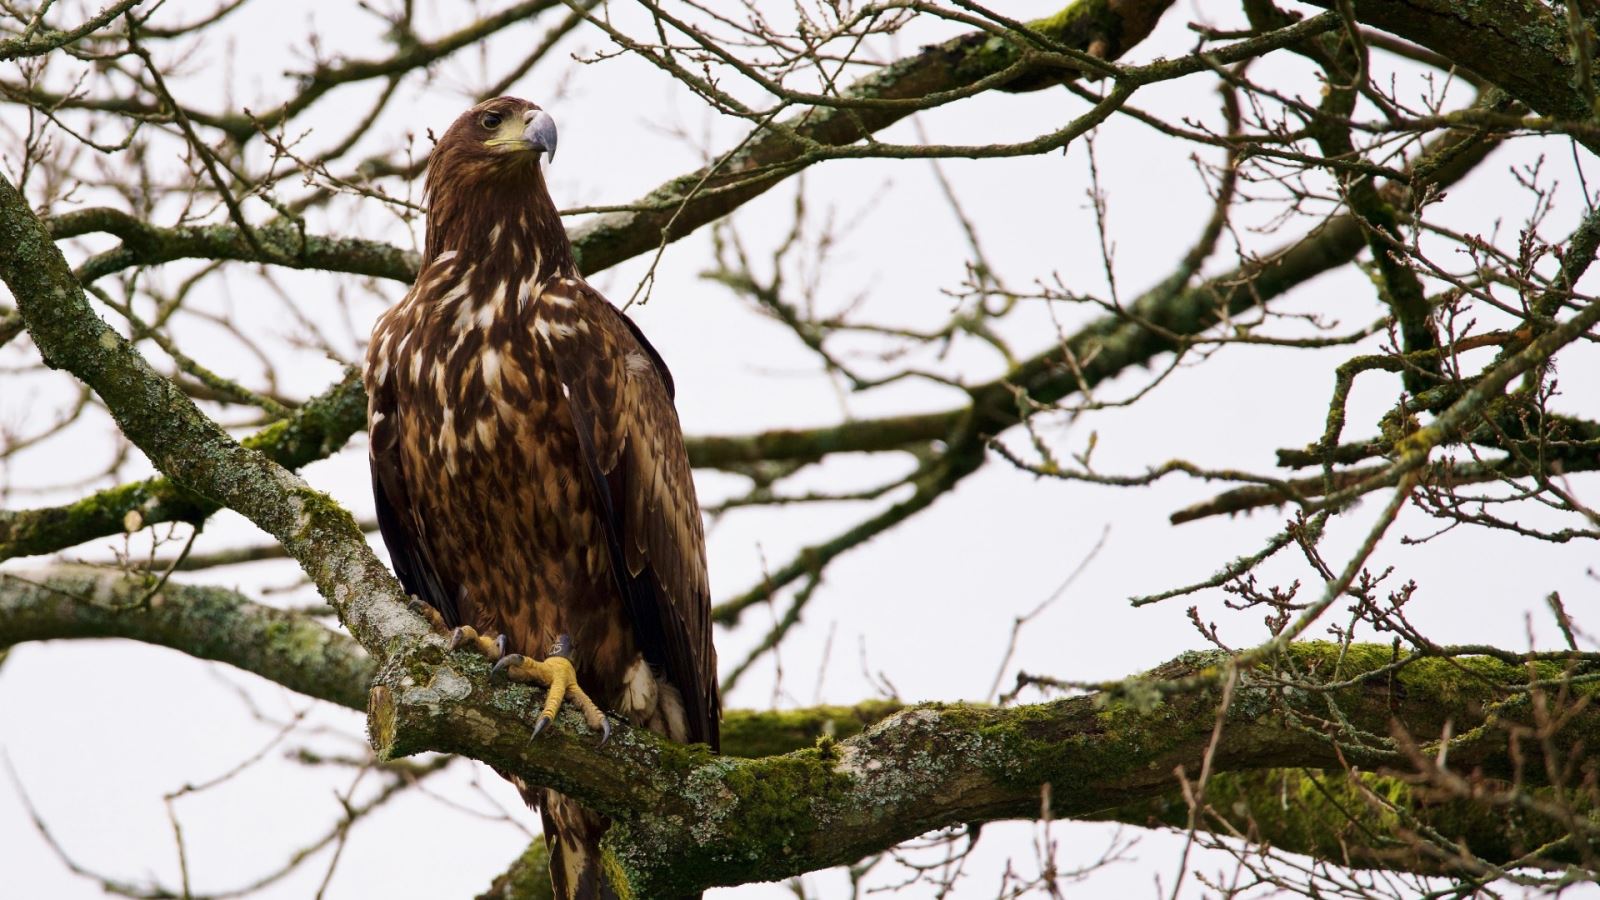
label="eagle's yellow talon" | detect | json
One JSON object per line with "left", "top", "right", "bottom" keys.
{"left": 539, "top": 655, "right": 576, "bottom": 722}
{"left": 490, "top": 638, "right": 609, "bottom": 743}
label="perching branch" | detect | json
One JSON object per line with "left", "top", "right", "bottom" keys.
{"left": 2, "top": 566, "right": 1593, "bottom": 893}
{"left": 368, "top": 637, "right": 1600, "bottom": 895}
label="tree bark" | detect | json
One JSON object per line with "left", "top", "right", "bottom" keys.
{"left": 3, "top": 567, "right": 1592, "bottom": 893}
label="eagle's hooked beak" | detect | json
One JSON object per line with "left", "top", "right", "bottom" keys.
{"left": 523, "top": 108, "right": 558, "bottom": 162}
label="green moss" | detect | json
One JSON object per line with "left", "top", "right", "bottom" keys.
{"left": 288, "top": 486, "right": 365, "bottom": 547}
{"left": 720, "top": 749, "right": 854, "bottom": 848}
{"left": 721, "top": 700, "right": 901, "bottom": 758}
{"left": 609, "top": 748, "right": 860, "bottom": 894}
{"left": 367, "top": 684, "right": 397, "bottom": 758}
{"left": 1281, "top": 641, "right": 1595, "bottom": 710}
{"left": 241, "top": 370, "right": 367, "bottom": 464}
{"left": 651, "top": 735, "right": 719, "bottom": 774}
{"left": 1030, "top": 0, "right": 1101, "bottom": 40}
{"left": 598, "top": 848, "right": 633, "bottom": 900}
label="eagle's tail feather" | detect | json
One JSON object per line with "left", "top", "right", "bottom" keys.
{"left": 541, "top": 796, "right": 617, "bottom": 900}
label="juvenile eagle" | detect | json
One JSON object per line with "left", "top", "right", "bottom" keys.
{"left": 364, "top": 97, "right": 718, "bottom": 899}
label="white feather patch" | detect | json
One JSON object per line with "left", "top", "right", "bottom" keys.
{"left": 619, "top": 656, "right": 658, "bottom": 717}
{"left": 481, "top": 347, "right": 501, "bottom": 390}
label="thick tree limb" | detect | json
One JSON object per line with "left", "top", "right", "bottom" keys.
{"left": 368, "top": 639, "right": 1599, "bottom": 894}
{"left": 0, "top": 565, "right": 371, "bottom": 709}
{"left": 480, "top": 764, "right": 1600, "bottom": 898}
{"left": 1, "top": 567, "right": 1591, "bottom": 890}
{"left": 0, "top": 565, "right": 904, "bottom": 751}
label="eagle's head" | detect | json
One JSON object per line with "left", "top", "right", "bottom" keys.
{"left": 421, "top": 97, "right": 568, "bottom": 269}
{"left": 428, "top": 97, "right": 558, "bottom": 190}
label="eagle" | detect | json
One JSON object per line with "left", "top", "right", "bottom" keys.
{"left": 363, "top": 97, "right": 719, "bottom": 899}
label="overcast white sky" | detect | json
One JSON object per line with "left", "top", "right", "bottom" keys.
{"left": 2, "top": 1, "right": 1598, "bottom": 897}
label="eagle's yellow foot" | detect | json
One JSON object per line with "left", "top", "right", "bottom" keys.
{"left": 408, "top": 597, "right": 449, "bottom": 635}
{"left": 447, "top": 625, "right": 506, "bottom": 661}
{"left": 490, "top": 635, "right": 612, "bottom": 745}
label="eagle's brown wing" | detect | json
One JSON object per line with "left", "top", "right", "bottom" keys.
{"left": 545, "top": 278, "right": 719, "bottom": 751}
{"left": 367, "top": 352, "right": 463, "bottom": 628}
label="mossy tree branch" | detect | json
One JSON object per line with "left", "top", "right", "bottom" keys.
{"left": 0, "top": 565, "right": 902, "bottom": 753}
{"left": 48, "top": 208, "right": 420, "bottom": 285}
{"left": 0, "top": 565, "right": 372, "bottom": 709}
{"left": 1, "top": 566, "right": 1592, "bottom": 892}
{"left": 1121, "top": 767, "right": 1600, "bottom": 877}
{"left": 370, "top": 638, "right": 1600, "bottom": 895}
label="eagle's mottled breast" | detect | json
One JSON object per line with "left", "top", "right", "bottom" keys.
{"left": 366, "top": 253, "right": 647, "bottom": 717}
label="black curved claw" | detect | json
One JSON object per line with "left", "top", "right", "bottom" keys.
{"left": 494, "top": 633, "right": 510, "bottom": 660}
{"left": 596, "top": 717, "right": 612, "bottom": 747}
{"left": 448, "top": 627, "right": 472, "bottom": 651}
{"left": 407, "top": 597, "right": 431, "bottom": 617}
{"left": 531, "top": 714, "right": 552, "bottom": 739}
{"left": 491, "top": 654, "right": 525, "bottom": 683}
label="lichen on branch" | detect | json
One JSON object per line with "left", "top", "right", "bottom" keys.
{"left": 368, "top": 637, "right": 1600, "bottom": 895}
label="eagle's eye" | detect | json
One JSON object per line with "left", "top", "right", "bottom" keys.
{"left": 480, "top": 112, "right": 504, "bottom": 130}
